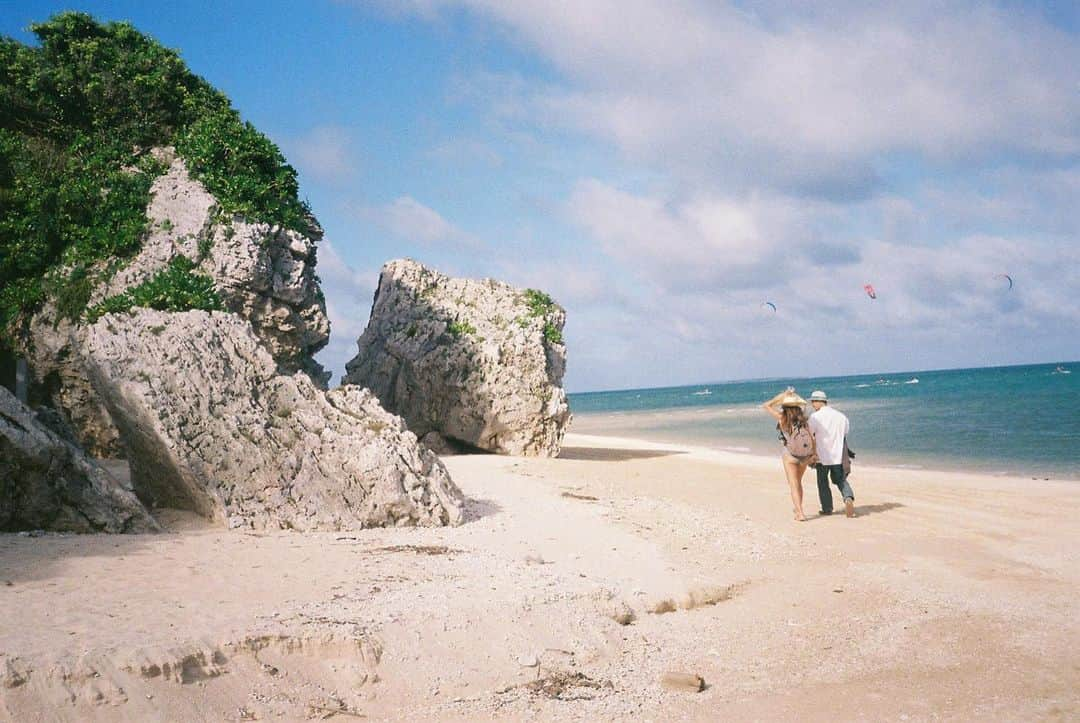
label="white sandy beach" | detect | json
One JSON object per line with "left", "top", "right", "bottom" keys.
{"left": 1, "top": 431, "right": 1078, "bottom": 721}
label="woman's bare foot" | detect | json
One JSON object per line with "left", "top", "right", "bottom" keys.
{"left": 845, "top": 499, "right": 855, "bottom": 518}
{"left": 794, "top": 509, "right": 807, "bottom": 521}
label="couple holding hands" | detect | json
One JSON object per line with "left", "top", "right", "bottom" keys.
{"left": 762, "top": 388, "right": 855, "bottom": 521}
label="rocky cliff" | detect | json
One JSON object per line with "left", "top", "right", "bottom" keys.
{"left": 84, "top": 309, "right": 463, "bottom": 530}
{"left": 344, "top": 259, "right": 571, "bottom": 457}
{"left": 17, "top": 153, "right": 330, "bottom": 456}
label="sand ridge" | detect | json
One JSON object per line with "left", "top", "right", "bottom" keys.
{"left": 1, "top": 432, "right": 1078, "bottom": 720}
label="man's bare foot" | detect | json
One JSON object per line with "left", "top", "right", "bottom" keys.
{"left": 845, "top": 499, "right": 855, "bottom": 518}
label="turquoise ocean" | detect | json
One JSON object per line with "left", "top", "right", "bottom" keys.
{"left": 568, "top": 362, "right": 1079, "bottom": 480}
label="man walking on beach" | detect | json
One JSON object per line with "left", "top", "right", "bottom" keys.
{"left": 808, "top": 390, "right": 856, "bottom": 517}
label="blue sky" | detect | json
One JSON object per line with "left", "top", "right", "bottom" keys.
{"left": 4, "top": 1, "right": 1078, "bottom": 391}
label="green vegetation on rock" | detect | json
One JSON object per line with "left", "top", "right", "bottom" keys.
{"left": 86, "top": 256, "right": 222, "bottom": 323}
{"left": 0, "top": 12, "right": 311, "bottom": 335}
{"left": 447, "top": 319, "right": 477, "bottom": 338}
{"left": 519, "top": 288, "right": 564, "bottom": 345}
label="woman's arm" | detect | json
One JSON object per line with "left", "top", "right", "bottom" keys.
{"left": 761, "top": 390, "right": 786, "bottom": 422}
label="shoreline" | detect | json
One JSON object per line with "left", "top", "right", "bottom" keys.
{"left": 2, "top": 431, "right": 1078, "bottom": 720}
{"left": 569, "top": 412, "right": 1080, "bottom": 482}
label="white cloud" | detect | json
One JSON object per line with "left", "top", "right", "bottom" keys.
{"left": 365, "top": 196, "right": 480, "bottom": 248}
{"left": 394, "top": 1, "right": 1080, "bottom": 195}
{"left": 283, "top": 125, "right": 359, "bottom": 185}
{"left": 566, "top": 178, "right": 850, "bottom": 290}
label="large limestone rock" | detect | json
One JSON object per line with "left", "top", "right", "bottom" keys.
{"left": 0, "top": 387, "right": 159, "bottom": 533}
{"left": 95, "top": 152, "right": 331, "bottom": 380}
{"left": 16, "top": 151, "right": 331, "bottom": 456}
{"left": 84, "top": 309, "right": 464, "bottom": 530}
{"left": 344, "top": 259, "right": 571, "bottom": 457}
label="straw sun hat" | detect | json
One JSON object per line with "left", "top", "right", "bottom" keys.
{"left": 780, "top": 393, "right": 807, "bottom": 407}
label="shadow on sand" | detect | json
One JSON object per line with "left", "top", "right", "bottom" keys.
{"left": 461, "top": 497, "right": 502, "bottom": 524}
{"left": 809, "top": 501, "right": 905, "bottom": 521}
{"left": 557, "top": 446, "right": 687, "bottom": 462}
{"left": 854, "top": 501, "right": 905, "bottom": 517}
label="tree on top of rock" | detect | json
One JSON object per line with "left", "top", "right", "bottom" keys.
{"left": 0, "top": 11, "right": 315, "bottom": 335}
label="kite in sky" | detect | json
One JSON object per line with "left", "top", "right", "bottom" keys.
{"left": 995, "top": 273, "right": 1014, "bottom": 290}
{"left": 761, "top": 301, "right": 777, "bottom": 312}
{"left": 863, "top": 284, "right": 877, "bottom": 300}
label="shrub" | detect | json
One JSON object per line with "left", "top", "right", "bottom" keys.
{"left": 520, "top": 288, "right": 564, "bottom": 345}
{"left": 447, "top": 319, "right": 477, "bottom": 337}
{"left": 86, "top": 255, "right": 222, "bottom": 322}
{"left": 543, "top": 323, "right": 564, "bottom": 345}
{"left": 175, "top": 107, "right": 313, "bottom": 233}
{"left": 522, "top": 288, "right": 556, "bottom": 318}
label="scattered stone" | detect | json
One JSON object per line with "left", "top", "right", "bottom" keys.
{"left": 344, "top": 259, "right": 571, "bottom": 456}
{"left": 84, "top": 309, "right": 464, "bottom": 530}
{"left": 561, "top": 491, "right": 599, "bottom": 501}
{"left": 516, "top": 654, "right": 539, "bottom": 668}
{"left": 525, "top": 671, "right": 606, "bottom": 700}
{"left": 367, "top": 545, "right": 459, "bottom": 556}
{"left": 0, "top": 386, "right": 159, "bottom": 533}
{"left": 646, "top": 599, "right": 678, "bottom": 615}
{"left": 660, "top": 671, "right": 705, "bottom": 692}
{"left": 680, "top": 583, "right": 741, "bottom": 610}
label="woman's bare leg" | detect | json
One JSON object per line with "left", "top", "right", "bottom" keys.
{"left": 783, "top": 458, "right": 806, "bottom": 521}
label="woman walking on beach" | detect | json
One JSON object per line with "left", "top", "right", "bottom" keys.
{"left": 762, "top": 389, "right": 816, "bottom": 521}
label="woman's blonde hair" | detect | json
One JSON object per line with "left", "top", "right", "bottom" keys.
{"left": 781, "top": 404, "right": 808, "bottom": 431}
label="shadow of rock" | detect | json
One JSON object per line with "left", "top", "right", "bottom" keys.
{"left": 461, "top": 497, "right": 502, "bottom": 524}
{"left": 0, "top": 526, "right": 159, "bottom": 584}
{"left": 557, "top": 446, "right": 686, "bottom": 462}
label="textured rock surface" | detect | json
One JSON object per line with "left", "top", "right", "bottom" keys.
{"left": 95, "top": 152, "right": 331, "bottom": 381}
{"left": 84, "top": 310, "right": 464, "bottom": 530}
{"left": 17, "top": 152, "right": 331, "bottom": 456}
{"left": 344, "top": 259, "right": 571, "bottom": 457}
{"left": 0, "top": 386, "right": 159, "bottom": 533}
{"left": 17, "top": 308, "right": 121, "bottom": 456}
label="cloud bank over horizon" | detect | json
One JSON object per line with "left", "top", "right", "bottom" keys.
{"left": 298, "top": 0, "right": 1077, "bottom": 390}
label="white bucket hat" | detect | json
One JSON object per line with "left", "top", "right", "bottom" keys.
{"left": 810, "top": 390, "right": 828, "bottom": 402}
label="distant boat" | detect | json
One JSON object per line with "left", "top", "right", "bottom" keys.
{"left": 854, "top": 383, "right": 871, "bottom": 388}
{"left": 1053, "top": 366, "right": 1071, "bottom": 375}
{"left": 693, "top": 389, "right": 712, "bottom": 396}
{"left": 905, "top": 378, "right": 919, "bottom": 384}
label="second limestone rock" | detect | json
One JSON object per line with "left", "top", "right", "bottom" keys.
{"left": 344, "top": 259, "right": 571, "bottom": 457}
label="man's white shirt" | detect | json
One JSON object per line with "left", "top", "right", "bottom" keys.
{"left": 809, "top": 405, "right": 849, "bottom": 466}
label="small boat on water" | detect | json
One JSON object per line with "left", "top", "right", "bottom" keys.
{"left": 1053, "top": 365, "right": 1071, "bottom": 375}
{"left": 905, "top": 378, "right": 919, "bottom": 384}
{"left": 692, "top": 389, "right": 712, "bottom": 396}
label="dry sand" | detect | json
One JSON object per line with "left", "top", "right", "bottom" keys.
{"left": 1, "top": 432, "right": 1078, "bottom": 721}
